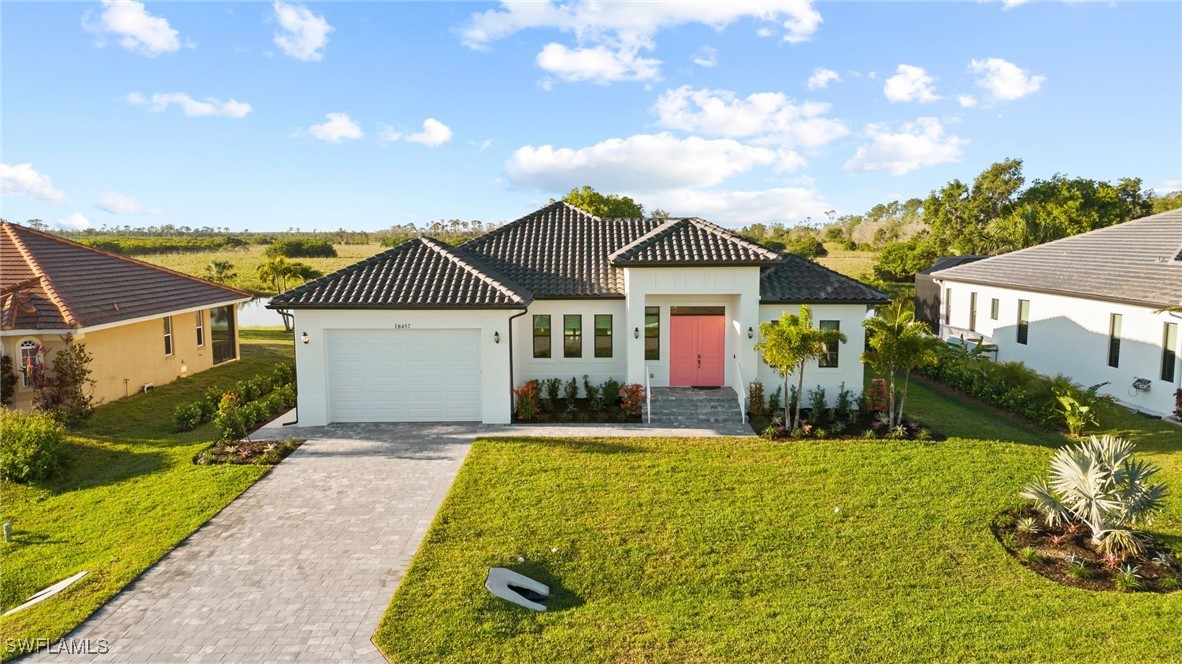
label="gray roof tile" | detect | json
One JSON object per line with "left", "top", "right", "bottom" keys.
{"left": 761, "top": 253, "right": 890, "bottom": 304}
{"left": 932, "top": 209, "right": 1182, "bottom": 308}
{"left": 610, "top": 217, "right": 783, "bottom": 266}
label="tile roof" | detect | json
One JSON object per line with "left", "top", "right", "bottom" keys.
{"left": 761, "top": 253, "right": 890, "bottom": 304}
{"left": 609, "top": 217, "right": 783, "bottom": 267}
{"left": 1, "top": 222, "right": 250, "bottom": 331}
{"left": 932, "top": 209, "right": 1182, "bottom": 308}
{"left": 268, "top": 202, "right": 887, "bottom": 309}
{"left": 269, "top": 236, "right": 531, "bottom": 308}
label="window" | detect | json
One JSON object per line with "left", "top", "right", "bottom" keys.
{"left": 210, "top": 305, "right": 237, "bottom": 364}
{"left": 163, "top": 316, "right": 174, "bottom": 356}
{"left": 564, "top": 314, "right": 582, "bottom": 358}
{"left": 594, "top": 314, "right": 612, "bottom": 358}
{"left": 990, "top": 298, "right": 1000, "bottom": 321}
{"left": 19, "top": 340, "right": 40, "bottom": 388}
{"left": 944, "top": 288, "right": 952, "bottom": 324}
{"left": 819, "top": 320, "right": 840, "bottom": 368}
{"left": 644, "top": 306, "right": 660, "bottom": 360}
{"left": 1107, "top": 314, "right": 1122, "bottom": 368}
{"left": 969, "top": 292, "right": 978, "bottom": 332}
{"left": 196, "top": 310, "right": 205, "bottom": 348}
{"left": 1163, "top": 323, "right": 1178, "bottom": 383}
{"left": 532, "top": 315, "right": 551, "bottom": 359}
{"left": 1017, "top": 300, "right": 1030, "bottom": 345}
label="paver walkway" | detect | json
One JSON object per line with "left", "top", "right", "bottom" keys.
{"left": 35, "top": 421, "right": 478, "bottom": 664}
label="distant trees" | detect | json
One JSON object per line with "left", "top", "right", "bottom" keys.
{"left": 265, "top": 239, "right": 337, "bottom": 259}
{"left": 202, "top": 260, "right": 238, "bottom": 284}
{"left": 556, "top": 186, "right": 645, "bottom": 218}
{"left": 256, "top": 257, "right": 321, "bottom": 293}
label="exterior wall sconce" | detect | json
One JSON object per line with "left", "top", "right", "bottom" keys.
{"left": 747, "top": 327, "right": 754, "bottom": 339}
{"left": 301, "top": 332, "right": 309, "bottom": 344}
{"left": 494, "top": 331, "right": 501, "bottom": 344}
{"left": 633, "top": 327, "right": 640, "bottom": 339}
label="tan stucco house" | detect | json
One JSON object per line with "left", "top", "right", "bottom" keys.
{"left": 1, "top": 221, "right": 251, "bottom": 409}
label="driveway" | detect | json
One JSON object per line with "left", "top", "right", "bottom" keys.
{"left": 36, "top": 422, "right": 478, "bottom": 664}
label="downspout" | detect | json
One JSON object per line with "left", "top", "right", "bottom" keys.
{"left": 275, "top": 308, "right": 300, "bottom": 427}
{"left": 507, "top": 308, "right": 529, "bottom": 417}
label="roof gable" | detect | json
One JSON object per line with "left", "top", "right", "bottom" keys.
{"left": 1, "top": 222, "right": 249, "bottom": 331}
{"left": 932, "top": 209, "right": 1182, "bottom": 308}
{"left": 609, "top": 217, "right": 783, "bottom": 267}
{"left": 269, "top": 236, "right": 531, "bottom": 309}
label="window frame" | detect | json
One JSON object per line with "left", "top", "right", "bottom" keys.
{"left": 644, "top": 306, "right": 660, "bottom": 360}
{"left": 18, "top": 339, "right": 40, "bottom": 389}
{"left": 1107, "top": 313, "right": 1122, "bottom": 368}
{"left": 1016, "top": 300, "right": 1030, "bottom": 345}
{"left": 196, "top": 310, "right": 205, "bottom": 348}
{"left": 969, "top": 292, "right": 978, "bottom": 332}
{"left": 944, "top": 288, "right": 952, "bottom": 325}
{"left": 1162, "top": 322, "right": 1178, "bottom": 383}
{"left": 563, "top": 314, "right": 582, "bottom": 359}
{"left": 990, "top": 298, "right": 1000, "bottom": 321}
{"left": 594, "top": 314, "right": 613, "bottom": 358}
{"left": 163, "top": 316, "right": 174, "bottom": 357}
{"left": 532, "top": 314, "right": 551, "bottom": 359}
{"left": 818, "top": 320, "right": 840, "bottom": 368}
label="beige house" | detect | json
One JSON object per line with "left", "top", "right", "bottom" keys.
{"left": 1, "top": 222, "right": 251, "bottom": 409}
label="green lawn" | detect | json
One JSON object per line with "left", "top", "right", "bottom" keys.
{"left": 141, "top": 243, "right": 386, "bottom": 295}
{"left": 376, "top": 382, "right": 1182, "bottom": 662}
{"left": 0, "top": 329, "right": 294, "bottom": 660}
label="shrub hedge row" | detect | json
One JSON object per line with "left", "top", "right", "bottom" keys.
{"left": 264, "top": 239, "right": 337, "bottom": 258}
{"left": 78, "top": 236, "right": 247, "bottom": 255}
{"left": 172, "top": 362, "right": 295, "bottom": 432}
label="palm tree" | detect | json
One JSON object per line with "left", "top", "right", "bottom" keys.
{"left": 289, "top": 262, "right": 323, "bottom": 284}
{"left": 756, "top": 304, "right": 847, "bottom": 430}
{"left": 202, "top": 260, "right": 237, "bottom": 284}
{"left": 256, "top": 256, "right": 298, "bottom": 293}
{"left": 861, "top": 301, "right": 942, "bottom": 428}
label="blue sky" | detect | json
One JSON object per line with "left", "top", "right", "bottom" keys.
{"left": 2, "top": 1, "right": 1180, "bottom": 231}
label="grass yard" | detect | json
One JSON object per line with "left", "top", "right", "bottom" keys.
{"left": 141, "top": 243, "right": 386, "bottom": 294}
{"left": 376, "top": 382, "right": 1181, "bottom": 662}
{"left": 0, "top": 329, "right": 294, "bottom": 661}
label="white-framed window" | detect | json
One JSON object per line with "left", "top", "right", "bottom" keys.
{"left": 19, "top": 339, "right": 41, "bottom": 388}
{"left": 164, "top": 316, "right": 174, "bottom": 356}
{"left": 196, "top": 310, "right": 205, "bottom": 348}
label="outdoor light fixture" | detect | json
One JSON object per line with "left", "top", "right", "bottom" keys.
{"left": 747, "top": 326, "right": 754, "bottom": 339}
{"left": 301, "top": 332, "right": 309, "bottom": 344}
{"left": 494, "top": 331, "right": 501, "bottom": 344}
{"left": 633, "top": 327, "right": 640, "bottom": 339}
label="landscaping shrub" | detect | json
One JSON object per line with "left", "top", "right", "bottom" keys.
{"left": 747, "top": 380, "right": 766, "bottom": 417}
{"left": 265, "top": 238, "right": 337, "bottom": 259}
{"left": 0, "top": 408, "right": 66, "bottom": 482}
{"left": 808, "top": 387, "right": 829, "bottom": 425}
{"left": 213, "top": 394, "right": 250, "bottom": 442}
{"left": 600, "top": 378, "right": 622, "bottom": 407}
{"left": 172, "top": 362, "right": 295, "bottom": 432}
{"left": 1174, "top": 388, "right": 1182, "bottom": 420}
{"left": 563, "top": 377, "right": 579, "bottom": 411}
{"left": 29, "top": 335, "right": 97, "bottom": 426}
{"left": 583, "top": 375, "right": 603, "bottom": 412}
{"left": 0, "top": 356, "right": 17, "bottom": 406}
{"left": 514, "top": 381, "right": 541, "bottom": 421}
{"left": 619, "top": 384, "right": 646, "bottom": 418}
{"left": 834, "top": 382, "right": 854, "bottom": 423}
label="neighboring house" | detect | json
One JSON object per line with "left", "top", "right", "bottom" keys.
{"left": 270, "top": 202, "right": 888, "bottom": 425}
{"left": 930, "top": 208, "right": 1182, "bottom": 417}
{"left": 1, "top": 222, "right": 251, "bottom": 409}
{"left": 914, "top": 255, "right": 987, "bottom": 332}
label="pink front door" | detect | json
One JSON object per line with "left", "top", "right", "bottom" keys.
{"left": 670, "top": 316, "right": 726, "bottom": 387}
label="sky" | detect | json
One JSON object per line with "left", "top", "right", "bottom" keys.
{"left": 2, "top": 1, "right": 1180, "bottom": 232}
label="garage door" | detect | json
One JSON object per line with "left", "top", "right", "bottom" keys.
{"left": 326, "top": 329, "right": 481, "bottom": 422}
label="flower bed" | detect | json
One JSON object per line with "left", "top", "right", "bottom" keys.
{"left": 747, "top": 380, "right": 944, "bottom": 441}
{"left": 194, "top": 438, "right": 304, "bottom": 466}
{"left": 513, "top": 376, "right": 644, "bottom": 424}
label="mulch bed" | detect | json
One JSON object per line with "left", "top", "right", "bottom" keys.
{"left": 514, "top": 398, "right": 642, "bottom": 424}
{"left": 194, "top": 439, "right": 304, "bottom": 466}
{"left": 993, "top": 507, "right": 1181, "bottom": 593}
{"left": 749, "top": 410, "right": 947, "bottom": 441}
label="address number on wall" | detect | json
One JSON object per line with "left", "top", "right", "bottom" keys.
{"left": 392, "top": 324, "right": 411, "bottom": 330}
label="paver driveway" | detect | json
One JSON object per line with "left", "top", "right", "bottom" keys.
{"left": 36, "top": 422, "right": 477, "bottom": 664}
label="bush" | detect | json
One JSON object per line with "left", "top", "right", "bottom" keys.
{"left": 0, "top": 408, "right": 66, "bottom": 482}
{"left": 514, "top": 381, "right": 541, "bottom": 421}
{"left": 563, "top": 377, "right": 579, "bottom": 410}
{"left": 619, "top": 384, "right": 645, "bottom": 418}
{"left": 30, "top": 335, "right": 97, "bottom": 426}
{"left": 600, "top": 378, "right": 622, "bottom": 407}
{"left": 872, "top": 238, "right": 941, "bottom": 282}
{"left": 808, "top": 386, "right": 829, "bottom": 425}
{"left": 0, "top": 356, "right": 16, "bottom": 406}
{"left": 173, "top": 402, "right": 205, "bottom": 432}
{"left": 265, "top": 239, "right": 337, "bottom": 259}
{"left": 213, "top": 393, "right": 251, "bottom": 442}
{"left": 747, "top": 380, "right": 766, "bottom": 417}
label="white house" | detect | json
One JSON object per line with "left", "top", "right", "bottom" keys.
{"left": 930, "top": 208, "right": 1182, "bottom": 417}
{"left": 270, "top": 202, "right": 887, "bottom": 424}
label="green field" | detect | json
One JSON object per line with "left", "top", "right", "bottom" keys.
{"left": 0, "top": 330, "right": 294, "bottom": 661}
{"left": 375, "top": 382, "right": 1181, "bottom": 662}
{"left": 141, "top": 243, "right": 387, "bottom": 295}
{"left": 816, "top": 245, "right": 879, "bottom": 280}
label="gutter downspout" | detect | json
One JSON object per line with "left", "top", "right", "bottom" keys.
{"left": 507, "top": 308, "right": 529, "bottom": 418}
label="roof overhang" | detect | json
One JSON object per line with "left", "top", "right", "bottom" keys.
{"left": 931, "top": 275, "right": 1173, "bottom": 311}
{"left": 0, "top": 296, "right": 251, "bottom": 336}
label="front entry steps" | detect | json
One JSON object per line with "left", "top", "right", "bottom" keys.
{"left": 646, "top": 387, "right": 746, "bottom": 428}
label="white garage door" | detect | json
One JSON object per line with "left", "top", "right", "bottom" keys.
{"left": 326, "top": 329, "right": 481, "bottom": 422}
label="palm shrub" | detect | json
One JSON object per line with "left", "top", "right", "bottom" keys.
{"left": 1021, "top": 435, "right": 1167, "bottom": 559}
{"left": 861, "top": 301, "right": 940, "bottom": 429}
{"left": 756, "top": 305, "right": 846, "bottom": 430}
{"left": 1053, "top": 382, "right": 1110, "bottom": 436}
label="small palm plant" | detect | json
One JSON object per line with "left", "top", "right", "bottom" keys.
{"left": 1021, "top": 435, "right": 1167, "bottom": 559}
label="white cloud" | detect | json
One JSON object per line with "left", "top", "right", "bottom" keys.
{"left": 57, "top": 213, "right": 91, "bottom": 231}
{"left": 957, "top": 94, "right": 978, "bottom": 108}
{"left": 646, "top": 186, "right": 832, "bottom": 226}
{"left": 471, "top": 139, "right": 494, "bottom": 151}
{"left": 1001, "top": 0, "right": 1028, "bottom": 9}
{"left": 299, "top": 113, "right": 363, "bottom": 143}
{"left": 459, "top": 1, "right": 822, "bottom": 83}
{"left": 407, "top": 119, "right": 453, "bottom": 147}
{"left": 272, "top": 1, "right": 332, "bottom": 62}
{"left": 377, "top": 123, "right": 403, "bottom": 144}
{"left": 1158, "top": 179, "right": 1182, "bottom": 194}
{"left": 536, "top": 43, "right": 660, "bottom": 83}
{"left": 692, "top": 46, "right": 718, "bottom": 68}
{"left": 506, "top": 133, "right": 799, "bottom": 193}
{"left": 82, "top": 0, "right": 181, "bottom": 57}
{"left": 652, "top": 86, "right": 847, "bottom": 148}
{"left": 969, "top": 58, "right": 1045, "bottom": 101}
{"left": 96, "top": 192, "right": 157, "bottom": 214}
{"left": 806, "top": 67, "right": 840, "bottom": 90}
{"left": 126, "top": 92, "right": 252, "bottom": 118}
{"left": 883, "top": 65, "right": 941, "bottom": 103}
{"left": 1, "top": 163, "right": 66, "bottom": 203}
{"left": 843, "top": 117, "right": 967, "bottom": 175}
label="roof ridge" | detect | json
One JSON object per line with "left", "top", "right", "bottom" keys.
{"left": 464, "top": 200, "right": 600, "bottom": 253}
{"left": 1, "top": 221, "right": 251, "bottom": 300}
{"left": 269, "top": 240, "right": 418, "bottom": 306}
{"left": 419, "top": 236, "right": 531, "bottom": 305}
{"left": 683, "top": 217, "right": 783, "bottom": 260}
{"left": 2, "top": 223, "right": 80, "bottom": 328}
{"left": 606, "top": 217, "right": 684, "bottom": 262}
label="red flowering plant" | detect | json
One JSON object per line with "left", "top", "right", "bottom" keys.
{"left": 867, "top": 378, "right": 889, "bottom": 415}
{"left": 619, "top": 384, "right": 646, "bottom": 418}
{"left": 513, "top": 380, "right": 541, "bottom": 421}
